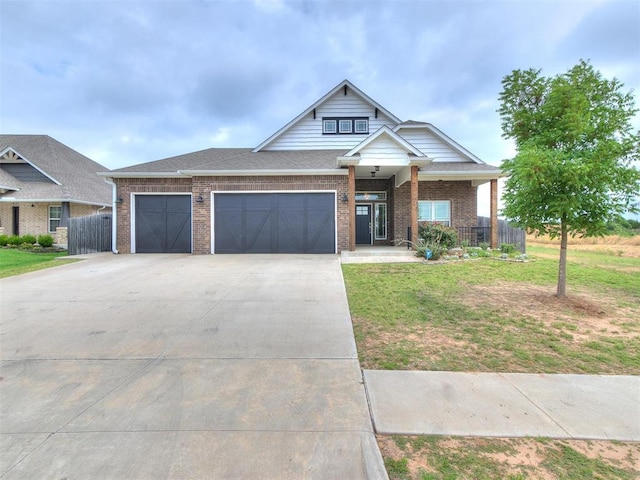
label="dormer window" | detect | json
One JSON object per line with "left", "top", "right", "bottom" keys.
{"left": 323, "top": 117, "right": 368, "bottom": 135}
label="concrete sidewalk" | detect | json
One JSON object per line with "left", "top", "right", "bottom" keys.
{"left": 364, "top": 370, "right": 640, "bottom": 441}
{"left": 1, "top": 254, "right": 388, "bottom": 480}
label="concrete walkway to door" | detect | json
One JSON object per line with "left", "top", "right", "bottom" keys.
{"left": 1, "top": 254, "right": 387, "bottom": 479}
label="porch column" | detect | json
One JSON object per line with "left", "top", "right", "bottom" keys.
{"left": 348, "top": 166, "right": 356, "bottom": 251}
{"left": 410, "top": 165, "right": 418, "bottom": 245}
{"left": 490, "top": 178, "right": 499, "bottom": 248}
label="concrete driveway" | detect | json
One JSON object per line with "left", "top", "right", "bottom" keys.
{"left": 1, "top": 254, "right": 387, "bottom": 479}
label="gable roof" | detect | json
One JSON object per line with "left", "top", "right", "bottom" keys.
{"left": 0, "top": 135, "right": 111, "bottom": 205}
{"left": 252, "top": 79, "right": 402, "bottom": 152}
{"left": 342, "top": 125, "right": 426, "bottom": 158}
{"left": 394, "top": 121, "right": 485, "bottom": 164}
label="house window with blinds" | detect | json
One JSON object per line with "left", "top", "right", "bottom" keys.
{"left": 418, "top": 200, "right": 451, "bottom": 226}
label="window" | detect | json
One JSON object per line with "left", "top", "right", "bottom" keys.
{"left": 339, "top": 119, "right": 352, "bottom": 133}
{"left": 418, "top": 200, "right": 451, "bottom": 226}
{"left": 354, "top": 119, "right": 368, "bottom": 133}
{"left": 323, "top": 119, "right": 337, "bottom": 134}
{"left": 355, "top": 191, "right": 386, "bottom": 201}
{"left": 374, "top": 203, "right": 387, "bottom": 240}
{"left": 322, "top": 117, "right": 368, "bottom": 135}
{"left": 49, "top": 205, "right": 62, "bottom": 232}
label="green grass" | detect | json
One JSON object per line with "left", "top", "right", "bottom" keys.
{"left": 382, "top": 436, "right": 638, "bottom": 480}
{"left": 0, "top": 248, "right": 78, "bottom": 278}
{"left": 342, "top": 250, "right": 640, "bottom": 374}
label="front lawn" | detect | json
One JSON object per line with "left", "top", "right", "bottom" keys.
{"left": 0, "top": 248, "right": 77, "bottom": 278}
{"left": 343, "top": 244, "right": 640, "bottom": 479}
{"left": 342, "top": 246, "right": 640, "bottom": 375}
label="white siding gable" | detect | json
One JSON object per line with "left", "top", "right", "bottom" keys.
{"left": 263, "top": 90, "right": 397, "bottom": 151}
{"left": 357, "top": 136, "right": 415, "bottom": 166}
{"left": 397, "top": 128, "right": 471, "bottom": 163}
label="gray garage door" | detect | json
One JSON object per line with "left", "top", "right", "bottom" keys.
{"left": 135, "top": 195, "right": 191, "bottom": 253}
{"left": 214, "top": 193, "right": 335, "bottom": 254}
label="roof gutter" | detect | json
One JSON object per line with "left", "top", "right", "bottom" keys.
{"left": 103, "top": 177, "right": 119, "bottom": 254}
{"left": 178, "top": 169, "right": 348, "bottom": 177}
{"left": 97, "top": 172, "right": 188, "bottom": 178}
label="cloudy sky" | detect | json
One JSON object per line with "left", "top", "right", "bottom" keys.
{"left": 1, "top": 0, "right": 639, "bottom": 214}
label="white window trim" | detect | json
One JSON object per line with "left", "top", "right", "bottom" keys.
{"left": 374, "top": 203, "right": 387, "bottom": 240}
{"left": 48, "top": 205, "right": 62, "bottom": 233}
{"left": 323, "top": 119, "right": 337, "bottom": 134}
{"left": 418, "top": 200, "right": 451, "bottom": 226}
{"left": 339, "top": 119, "right": 352, "bottom": 133}
{"left": 354, "top": 119, "right": 368, "bottom": 133}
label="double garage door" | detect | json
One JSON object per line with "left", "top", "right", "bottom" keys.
{"left": 134, "top": 193, "right": 335, "bottom": 254}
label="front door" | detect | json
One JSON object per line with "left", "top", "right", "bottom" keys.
{"left": 355, "top": 205, "right": 372, "bottom": 245}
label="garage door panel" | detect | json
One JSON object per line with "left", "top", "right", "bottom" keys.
{"left": 245, "top": 209, "right": 274, "bottom": 252}
{"left": 135, "top": 195, "right": 191, "bottom": 254}
{"left": 214, "top": 193, "right": 335, "bottom": 254}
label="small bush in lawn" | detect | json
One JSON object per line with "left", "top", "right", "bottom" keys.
{"left": 418, "top": 223, "right": 459, "bottom": 249}
{"left": 0, "top": 234, "right": 8, "bottom": 246}
{"left": 7, "top": 235, "right": 22, "bottom": 246}
{"left": 479, "top": 242, "right": 490, "bottom": 250}
{"left": 500, "top": 243, "right": 517, "bottom": 254}
{"left": 37, "top": 234, "right": 54, "bottom": 248}
{"left": 20, "top": 234, "right": 37, "bottom": 245}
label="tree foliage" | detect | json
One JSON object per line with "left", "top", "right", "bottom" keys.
{"left": 498, "top": 60, "right": 640, "bottom": 296}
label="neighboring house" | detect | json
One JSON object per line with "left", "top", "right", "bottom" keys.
{"left": 0, "top": 135, "right": 112, "bottom": 243}
{"left": 103, "top": 80, "right": 502, "bottom": 254}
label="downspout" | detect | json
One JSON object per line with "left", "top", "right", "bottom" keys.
{"left": 104, "top": 177, "right": 119, "bottom": 254}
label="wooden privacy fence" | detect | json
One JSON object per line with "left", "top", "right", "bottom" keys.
{"left": 477, "top": 216, "right": 526, "bottom": 252}
{"left": 68, "top": 214, "right": 112, "bottom": 255}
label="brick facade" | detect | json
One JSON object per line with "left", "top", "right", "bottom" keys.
{"left": 393, "top": 180, "right": 477, "bottom": 243}
{"left": 115, "top": 175, "right": 349, "bottom": 254}
{"left": 0, "top": 202, "right": 106, "bottom": 243}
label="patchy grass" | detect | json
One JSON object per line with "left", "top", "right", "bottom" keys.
{"left": 379, "top": 436, "right": 640, "bottom": 480}
{"left": 343, "top": 252, "right": 640, "bottom": 374}
{"left": 0, "top": 248, "right": 78, "bottom": 278}
{"left": 344, "top": 241, "right": 640, "bottom": 479}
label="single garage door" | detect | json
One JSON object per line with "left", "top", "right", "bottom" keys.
{"left": 135, "top": 195, "right": 191, "bottom": 253}
{"left": 214, "top": 193, "right": 335, "bottom": 254}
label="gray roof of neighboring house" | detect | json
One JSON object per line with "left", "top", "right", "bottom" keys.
{"left": 0, "top": 135, "right": 111, "bottom": 205}
{"left": 111, "top": 148, "right": 348, "bottom": 173}
{"left": 421, "top": 162, "right": 502, "bottom": 173}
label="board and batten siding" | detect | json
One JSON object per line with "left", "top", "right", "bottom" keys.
{"left": 264, "top": 90, "right": 397, "bottom": 150}
{"left": 357, "top": 137, "right": 414, "bottom": 165}
{"left": 396, "top": 128, "right": 468, "bottom": 162}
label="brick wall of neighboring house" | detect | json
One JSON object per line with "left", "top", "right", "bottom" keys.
{"left": 393, "top": 180, "right": 477, "bottom": 243}
{"left": 114, "top": 177, "right": 193, "bottom": 253}
{"left": 0, "top": 202, "right": 106, "bottom": 242}
{"left": 196, "top": 175, "right": 349, "bottom": 254}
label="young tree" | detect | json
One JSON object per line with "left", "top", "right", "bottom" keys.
{"left": 498, "top": 60, "right": 640, "bottom": 297}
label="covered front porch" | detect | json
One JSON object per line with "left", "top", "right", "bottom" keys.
{"left": 343, "top": 164, "right": 500, "bottom": 252}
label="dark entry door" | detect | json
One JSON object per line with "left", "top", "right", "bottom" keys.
{"left": 355, "top": 204, "right": 372, "bottom": 245}
{"left": 135, "top": 195, "right": 191, "bottom": 253}
{"left": 214, "top": 193, "right": 335, "bottom": 254}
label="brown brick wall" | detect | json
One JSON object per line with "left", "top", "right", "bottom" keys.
{"left": 114, "top": 177, "right": 192, "bottom": 253}
{"left": 393, "top": 180, "right": 477, "bottom": 242}
{"left": 114, "top": 175, "right": 349, "bottom": 254}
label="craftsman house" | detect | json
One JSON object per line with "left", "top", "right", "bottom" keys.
{"left": 103, "top": 80, "right": 502, "bottom": 254}
{"left": 0, "top": 135, "right": 111, "bottom": 243}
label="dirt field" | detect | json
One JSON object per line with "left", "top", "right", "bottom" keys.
{"left": 528, "top": 233, "right": 640, "bottom": 258}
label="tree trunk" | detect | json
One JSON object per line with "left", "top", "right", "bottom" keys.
{"left": 557, "top": 221, "right": 568, "bottom": 298}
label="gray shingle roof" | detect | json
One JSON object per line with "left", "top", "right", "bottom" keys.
{"left": 112, "top": 148, "right": 348, "bottom": 173}
{"left": 420, "top": 162, "right": 502, "bottom": 173}
{"left": 0, "top": 135, "right": 111, "bottom": 205}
